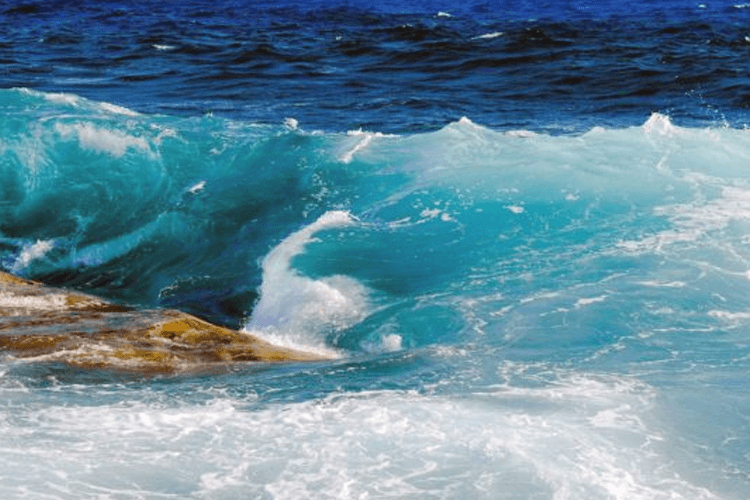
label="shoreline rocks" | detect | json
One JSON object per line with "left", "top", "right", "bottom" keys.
{"left": 0, "top": 270, "right": 330, "bottom": 373}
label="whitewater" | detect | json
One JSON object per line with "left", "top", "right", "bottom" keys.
{"left": 0, "top": 85, "right": 748, "bottom": 498}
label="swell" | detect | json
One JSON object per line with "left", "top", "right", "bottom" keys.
{"left": 0, "top": 89, "right": 360, "bottom": 328}
{"left": 5, "top": 89, "right": 750, "bottom": 361}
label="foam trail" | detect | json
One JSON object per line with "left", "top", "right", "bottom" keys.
{"left": 244, "top": 211, "right": 369, "bottom": 356}
{"left": 339, "top": 130, "right": 394, "bottom": 163}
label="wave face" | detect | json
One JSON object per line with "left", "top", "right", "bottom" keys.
{"left": 2, "top": 88, "right": 750, "bottom": 498}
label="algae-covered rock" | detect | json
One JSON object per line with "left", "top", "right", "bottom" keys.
{"left": 0, "top": 270, "right": 329, "bottom": 373}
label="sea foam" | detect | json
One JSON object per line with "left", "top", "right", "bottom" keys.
{"left": 55, "top": 122, "right": 152, "bottom": 158}
{"left": 245, "top": 211, "right": 370, "bottom": 356}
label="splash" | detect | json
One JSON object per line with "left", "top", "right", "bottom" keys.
{"left": 244, "top": 211, "right": 370, "bottom": 356}
{"left": 12, "top": 239, "right": 54, "bottom": 272}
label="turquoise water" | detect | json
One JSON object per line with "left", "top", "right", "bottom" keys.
{"left": 2, "top": 88, "right": 750, "bottom": 498}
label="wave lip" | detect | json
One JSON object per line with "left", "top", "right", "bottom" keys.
{"left": 54, "top": 122, "right": 153, "bottom": 158}
{"left": 245, "top": 211, "right": 370, "bottom": 357}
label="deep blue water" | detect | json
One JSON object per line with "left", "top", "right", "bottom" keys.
{"left": 2, "top": 1, "right": 750, "bottom": 498}
{"left": 4, "top": 0, "right": 750, "bottom": 133}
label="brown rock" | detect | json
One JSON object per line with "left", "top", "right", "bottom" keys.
{"left": 0, "top": 270, "right": 330, "bottom": 373}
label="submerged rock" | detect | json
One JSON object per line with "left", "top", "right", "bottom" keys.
{"left": 0, "top": 270, "right": 329, "bottom": 373}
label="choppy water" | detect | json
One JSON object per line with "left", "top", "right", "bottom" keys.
{"left": 2, "top": 1, "right": 750, "bottom": 498}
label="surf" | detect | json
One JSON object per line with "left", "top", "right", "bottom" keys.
{"left": 2, "top": 89, "right": 750, "bottom": 498}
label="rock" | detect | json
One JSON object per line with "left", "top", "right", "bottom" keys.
{"left": 0, "top": 270, "right": 330, "bottom": 373}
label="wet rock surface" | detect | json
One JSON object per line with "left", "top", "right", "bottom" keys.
{"left": 0, "top": 271, "right": 329, "bottom": 373}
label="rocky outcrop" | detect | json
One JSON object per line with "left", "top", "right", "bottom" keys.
{"left": 0, "top": 271, "right": 329, "bottom": 373}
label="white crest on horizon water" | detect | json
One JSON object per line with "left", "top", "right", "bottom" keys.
{"left": 244, "top": 210, "right": 371, "bottom": 356}
{"left": 457, "top": 116, "right": 480, "bottom": 128}
{"left": 19, "top": 88, "right": 140, "bottom": 116}
{"left": 283, "top": 117, "right": 299, "bottom": 130}
{"left": 20, "top": 87, "right": 80, "bottom": 107}
{"left": 448, "top": 116, "right": 535, "bottom": 139}
{"left": 642, "top": 112, "right": 676, "bottom": 136}
{"left": 98, "top": 101, "right": 141, "bottom": 117}
{"left": 473, "top": 32, "right": 504, "bottom": 40}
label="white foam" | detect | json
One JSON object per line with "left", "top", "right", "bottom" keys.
{"left": 420, "top": 208, "right": 442, "bottom": 219}
{"left": 617, "top": 230, "right": 698, "bottom": 253}
{"left": 381, "top": 333, "right": 403, "bottom": 351}
{"left": 642, "top": 113, "right": 676, "bottom": 136}
{"left": 98, "top": 101, "right": 140, "bottom": 117}
{"left": 708, "top": 310, "right": 750, "bottom": 322}
{"left": 54, "top": 122, "right": 152, "bottom": 158}
{"left": 244, "top": 211, "right": 369, "bottom": 355}
{"left": 18, "top": 89, "right": 139, "bottom": 118}
{"left": 664, "top": 185, "right": 750, "bottom": 229}
{"left": 473, "top": 32, "right": 504, "bottom": 40}
{"left": 339, "top": 131, "right": 373, "bottom": 163}
{"left": 153, "top": 44, "right": 175, "bottom": 51}
{"left": 283, "top": 117, "right": 299, "bottom": 130}
{"left": 636, "top": 280, "right": 686, "bottom": 288}
{"left": 457, "top": 115, "right": 479, "bottom": 128}
{"left": 418, "top": 207, "right": 454, "bottom": 222}
{"left": 0, "top": 374, "right": 722, "bottom": 500}
{"left": 575, "top": 295, "right": 608, "bottom": 308}
{"left": 444, "top": 116, "right": 498, "bottom": 142}
{"left": 618, "top": 185, "right": 750, "bottom": 253}
{"left": 506, "top": 205, "right": 525, "bottom": 214}
{"left": 20, "top": 88, "right": 80, "bottom": 107}
{"left": 339, "top": 130, "right": 394, "bottom": 163}
{"left": 0, "top": 292, "right": 67, "bottom": 313}
{"left": 188, "top": 180, "right": 206, "bottom": 194}
{"left": 520, "top": 291, "right": 561, "bottom": 304}
{"left": 504, "top": 129, "right": 536, "bottom": 137}
{"left": 12, "top": 239, "right": 54, "bottom": 271}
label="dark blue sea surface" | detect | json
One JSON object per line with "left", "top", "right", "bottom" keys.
{"left": 3, "top": 0, "right": 750, "bottom": 132}
{"left": 2, "top": 1, "right": 750, "bottom": 499}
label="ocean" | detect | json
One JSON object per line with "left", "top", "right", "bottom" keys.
{"left": 1, "top": 0, "right": 750, "bottom": 498}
